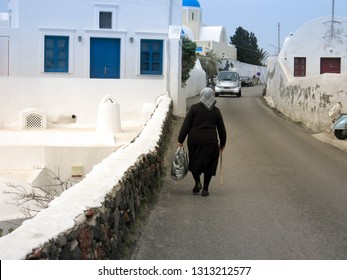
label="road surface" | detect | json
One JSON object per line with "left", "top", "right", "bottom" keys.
{"left": 132, "top": 85, "right": 347, "bottom": 260}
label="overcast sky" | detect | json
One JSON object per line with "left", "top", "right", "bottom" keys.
{"left": 198, "top": 0, "right": 347, "bottom": 56}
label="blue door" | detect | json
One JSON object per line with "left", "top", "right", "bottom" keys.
{"left": 90, "top": 38, "right": 120, "bottom": 79}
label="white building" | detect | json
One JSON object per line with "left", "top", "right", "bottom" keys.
{"left": 266, "top": 15, "right": 347, "bottom": 132}
{"left": 278, "top": 16, "right": 347, "bottom": 77}
{"left": 0, "top": 0, "right": 183, "bottom": 79}
{"left": 0, "top": 0, "right": 187, "bottom": 125}
{"left": 181, "top": 0, "right": 237, "bottom": 60}
{"left": 0, "top": 0, "right": 186, "bottom": 220}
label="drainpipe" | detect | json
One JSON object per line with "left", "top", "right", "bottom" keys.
{"left": 166, "top": 0, "right": 173, "bottom": 97}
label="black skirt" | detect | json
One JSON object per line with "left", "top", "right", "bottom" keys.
{"left": 188, "top": 143, "right": 220, "bottom": 176}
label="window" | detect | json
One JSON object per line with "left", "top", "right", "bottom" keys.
{"left": 294, "top": 57, "right": 306, "bottom": 77}
{"left": 99, "top": 11, "right": 112, "bottom": 29}
{"left": 140, "top": 39, "right": 163, "bottom": 75}
{"left": 320, "top": 57, "right": 341, "bottom": 74}
{"left": 44, "top": 36, "right": 69, "bottom": 73}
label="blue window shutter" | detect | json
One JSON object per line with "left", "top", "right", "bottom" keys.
{"left": 44, "top": 36, "right": 69, "bottom": 73}
{"left": 140, "top": 39, "right": 163, "bottom": 75}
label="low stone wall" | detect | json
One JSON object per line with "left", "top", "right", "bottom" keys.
{"left": 0, "top": 97, "right": 173, "bottom": 260}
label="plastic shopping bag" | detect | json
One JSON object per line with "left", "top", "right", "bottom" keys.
{"left": 171, "top": 147, "right": 189, "bottom": 180}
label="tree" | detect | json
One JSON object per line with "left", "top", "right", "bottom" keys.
{"left": 230, "top": 26, "right": 268, "bottom": 66}
{"left": 257, "top": 48, "right": 269, "bottom": 66}
{"left": 181, "top": 36, "right": 197, "bottom": 87}
{"left": 197, "top": 50, "right": 220, "bottom": 87}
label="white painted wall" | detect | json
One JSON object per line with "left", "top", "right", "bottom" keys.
{"left": 0, "top": 36, "right": 8, "bottom": 75}
{"left": 279, "top": 16, "right": 347, "bottom": 76}
{"left": 0, "top": 145, "right": 116, "bottom": 186}
{"left": 0, "top": 12, "right": 9, "bottom": 27}
{"left": 0, "top": 0, "right": 189, "bottom": 117}
{"left": 180, "top": 59, "right": 206, "bottom": 105}
{"left": 266, "top": 16, "right": 347, "bottom": 133}
{"left": 228, "top": 59, "right": 267, "bottom": 84}
{"left": 0, "top": 97, "right": 173, "bottom": 246}
{"left": 1, "top": 0, "right": 182, "bottom": 79}
{"left": 266, "top": 57, "right": 347, "bottom": 132}
{"left": 0, "top": 76, "right": 164, "bottom": 207}
{"left": 0, "top": 77, "right": 166, "bottom": 125}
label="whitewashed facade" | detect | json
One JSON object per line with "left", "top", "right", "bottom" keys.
{"left": 277, "top": 16, "right": 347, "bottom": 77}
{"left": 0, "top": 0, "right": 187, "bottom": 220}
{"left": 266, "top": 16, "right": 347, "bottom": 132}
{"left": 0, "top": 0, "right": 186, "bottom": 117}
{"left": 0, "top": 0, "right": 182, "bottom": 79}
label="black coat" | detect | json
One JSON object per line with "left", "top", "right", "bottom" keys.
{"left": 178, "top": 103, "right": 227, "bottom": 147}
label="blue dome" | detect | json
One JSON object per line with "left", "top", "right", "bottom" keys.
{"left": 182, "top": 0, "right": 201, "bottom": 8}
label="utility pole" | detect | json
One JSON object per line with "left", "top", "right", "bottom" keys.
{"left": 331, "top": 0, "right": 335, "bottom": 37}
{"left": 278, "top": 22, "right": 281, "bottom": 55}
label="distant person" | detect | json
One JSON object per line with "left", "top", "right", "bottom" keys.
{"left": 178, "top": 87, "right": 227, "bottom": 197}
{"left": 253, "top": 74, "right": 261, "bottom": 85}
{"left": 224, "top": 61, "right": 230, "bottom": 70}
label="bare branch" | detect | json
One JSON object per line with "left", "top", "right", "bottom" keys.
{"left": 3, "top": 167, "right": 76, "bottom": 217}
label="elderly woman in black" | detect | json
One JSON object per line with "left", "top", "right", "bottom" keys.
{"left": 178, "top": 87, "right": 227, "bottom": 196}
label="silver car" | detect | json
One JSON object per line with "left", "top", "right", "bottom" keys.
{"left": 214, "top": 71, "right": 242, "bottom": 97}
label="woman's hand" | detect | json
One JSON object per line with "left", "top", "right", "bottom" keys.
{"left": 220, "top": 146, "right": 225, "bottom": 152}
{"left": 178, "top": 142, "right": 184, "bottom": 148}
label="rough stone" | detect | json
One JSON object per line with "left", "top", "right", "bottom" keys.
{"left": 23, "top": 100, "right": 173, "bottom": 259}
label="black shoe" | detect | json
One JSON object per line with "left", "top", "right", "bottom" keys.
{"left": 192, "top": 182, "right": 202, "bottom": 194}
{"left": 202, "top": 190, "right": 209, "bottom": 197}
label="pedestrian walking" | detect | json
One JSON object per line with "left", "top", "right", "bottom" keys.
{"left": 224, "top": 61, "right": 230, "bottom": 70}
{"left": 178, "top": 87, "right": 227, "bottom": 196}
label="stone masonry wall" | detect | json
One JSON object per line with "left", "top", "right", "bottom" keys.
{"left": 27, "top": 101, "right": 172, "bottom": 260}
{"left": 0, "top": 97, "right": 173, "bottom": 260}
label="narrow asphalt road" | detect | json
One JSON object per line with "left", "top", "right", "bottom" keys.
{"left": 132, "top": 86, "right": 347, "bottom": 260}
{"left": 132, "top": 85, "right": 347, "bottom": 260}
